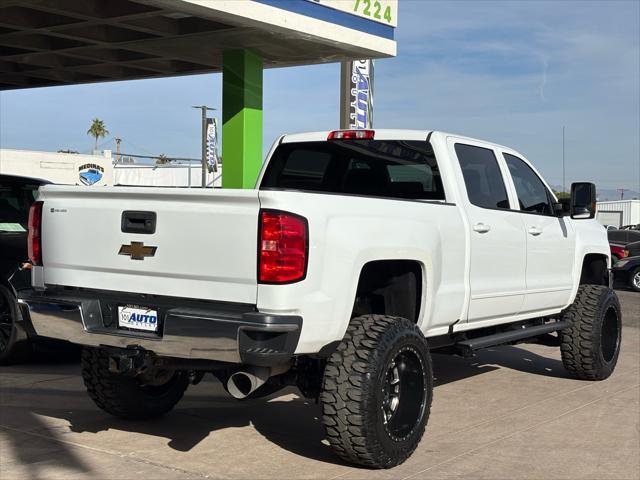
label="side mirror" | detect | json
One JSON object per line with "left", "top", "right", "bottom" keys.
{"left": 570, "top": 182, "right": 596, "bottom": 219}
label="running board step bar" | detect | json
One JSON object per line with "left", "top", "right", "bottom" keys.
{"left": 456, "top": 320, "right": 570, "bottom": 356}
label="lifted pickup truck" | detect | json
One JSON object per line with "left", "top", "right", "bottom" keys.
{"left": 20, "top": 130, "right": 621, "bottom": 468}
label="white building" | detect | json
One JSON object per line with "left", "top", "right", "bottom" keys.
{"left": 0, "top": 149, "right": 220, "bottom": 187}
{"left": 596, "top": 200, "right": 640, "bottom": 227}
{"left": 0, "top": 148, "right": 113, "bottom": 186}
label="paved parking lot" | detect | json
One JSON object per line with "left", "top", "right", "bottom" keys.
{"left": 1, "top": 290, "right": 638, "bottom": 480}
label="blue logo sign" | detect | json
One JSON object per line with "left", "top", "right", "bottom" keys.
{"left": 78, "top": 163, "right": 104, "bottom": 186}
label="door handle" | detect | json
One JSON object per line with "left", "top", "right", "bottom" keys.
{"left": 473, "top": 223, "right": 491, "bottom": 233}
{"left": 528, "top": 226, "right": 543, "bottom": 236}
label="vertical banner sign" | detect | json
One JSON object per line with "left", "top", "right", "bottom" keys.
{"left": 341, "top": 59, "right": 374, "bottom": 129}
{"left": 206, "top": 117, "right": 219, "bottom": 172}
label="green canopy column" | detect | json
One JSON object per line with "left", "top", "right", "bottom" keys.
{"left": 222, "top": 49, "right": 263, "bottom": 189}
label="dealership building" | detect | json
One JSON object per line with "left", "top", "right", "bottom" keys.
{"left": 0, "top": 147, "right": 221, "bottom": 187}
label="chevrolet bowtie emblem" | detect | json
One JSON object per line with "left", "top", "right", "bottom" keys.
{"left": 118, "top": 242, "right": 157, "bottom": 261}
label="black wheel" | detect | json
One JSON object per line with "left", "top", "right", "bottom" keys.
{"left": 321, "top": 315, "right": 432, "bottom": 469}
{"left": 628, "top": 267, "right": 640, "bottom": 292}
{"left": 0, "top": 284, "right": 32, "bottom": 365}
{"left": 81, "top": 347, "right": 189, "bottom": 419}
{"left": 560, "top": 285, "right": 622, "bottom": 380}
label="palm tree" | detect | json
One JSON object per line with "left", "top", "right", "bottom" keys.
{"left": 87, "top": 118, "right": 109, "bottom": 151}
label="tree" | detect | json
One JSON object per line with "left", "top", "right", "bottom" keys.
{"left": 553, "top": 190, "right": 571, "bottom": 200}
{"left": 155, "top": 154, "right": 171, "bottom": 165}
{"left": 87, "top": 118, "right": 109, "bottom": 151}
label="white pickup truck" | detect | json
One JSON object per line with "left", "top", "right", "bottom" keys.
{"left": 20, "top": 129, "right": 621, "bottom": 468}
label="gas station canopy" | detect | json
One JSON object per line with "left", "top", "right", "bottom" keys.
{"left": 0, "top": 0, "right": 396, "bottom": 90}
{"left": 0, "top": 0, "right": 397, "bottom": 189}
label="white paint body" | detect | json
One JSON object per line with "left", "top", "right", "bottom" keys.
{"left": 34, "top": 130, "right": 609, "bottom": 355}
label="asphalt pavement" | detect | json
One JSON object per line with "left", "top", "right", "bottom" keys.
{"left": 1, "top": 289, "right": 638, "bottom": 479}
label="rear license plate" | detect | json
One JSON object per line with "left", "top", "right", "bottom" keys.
{"left": 118, "top": 306, "right": 159, "bottom": 332}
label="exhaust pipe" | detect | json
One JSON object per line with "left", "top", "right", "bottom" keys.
{"left": 225, "top": 364, "right": 289, "bottom": 399}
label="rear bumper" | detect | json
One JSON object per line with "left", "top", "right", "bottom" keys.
{"left": 18, "top": 289, "right": 301, "bottom": 366}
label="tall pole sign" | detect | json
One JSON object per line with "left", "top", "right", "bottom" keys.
{"left": 192, "top": 105, "right": 216, "bottom": 187}
{"left": 340, "top": 59, "right": 374, "bottom": 129}
{"left": 206, "top": 117, "right": 219, "bottom": 173}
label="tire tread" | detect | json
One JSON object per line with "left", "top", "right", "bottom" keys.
{"left": 321, "top": 314, "right": 432, "bottom": 468}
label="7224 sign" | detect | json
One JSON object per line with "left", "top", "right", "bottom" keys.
{"left": 353, "top": 0, "right": 393, "bottom": 24}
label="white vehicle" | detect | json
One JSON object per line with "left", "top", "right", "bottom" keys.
{"left": 20, "top": 130, "right": 621, "bottom": 468}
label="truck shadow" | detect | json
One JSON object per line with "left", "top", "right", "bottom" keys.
{"left": 0, "top": 344, "right": 569, "bottom": 469}
{"left": 433, "top": 344, "right": 569, "bottom": 385}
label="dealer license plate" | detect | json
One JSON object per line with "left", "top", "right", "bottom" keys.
{"left": 117, "top": 306, "right": 159, "bottom": 332}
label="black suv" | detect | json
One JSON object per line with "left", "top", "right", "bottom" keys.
{"left": 608, "top": 228, "right": 640, "bottom": 245}
{"left": 0, "top": 174, "right": 50, "bottom": 363}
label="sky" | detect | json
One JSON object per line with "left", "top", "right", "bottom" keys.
{"left": 0, "top": 0, "right": 639, "bottom": 193}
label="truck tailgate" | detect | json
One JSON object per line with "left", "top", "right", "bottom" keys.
{"left": 38, "top": 186, "right": 260, "bottom": 304}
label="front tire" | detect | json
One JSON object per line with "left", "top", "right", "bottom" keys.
{"left": 560, "top": 285, "right": 622, "bottom": 380}
{"left": 81, "top": 347, "right": 189, "bottom": 419}
{"left": 321, "top": 315, "right": 432, "bottom": 469}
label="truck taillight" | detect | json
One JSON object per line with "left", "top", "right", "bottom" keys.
{"left": 327, "top": 129, "right": 374, "bottom": 140}
{"left": 258, "top": 210, "right": 308, "bottom": 284}
{"left": 28, "top": 201, "right": 43, "bottom": 266}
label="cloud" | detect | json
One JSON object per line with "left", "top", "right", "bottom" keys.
{"left": 371, "top": 0, "right": 640, "bottom": 190}
{"left": 539, "top": 56, "right": 547, "bottom": 102}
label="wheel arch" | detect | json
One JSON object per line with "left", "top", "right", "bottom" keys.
{"left": 351, "top": 259, "right": 425, "bottom": 325}
{"left": 579, "top": 253, "right": 609, "bottom": 286}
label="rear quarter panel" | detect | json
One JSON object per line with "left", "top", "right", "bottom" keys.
{"left": 257, "top": 190, "right": 466, "bottom": 354}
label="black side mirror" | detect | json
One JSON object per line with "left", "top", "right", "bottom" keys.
{"left": 570, "top": 182, "right": 596, "bottom": 219}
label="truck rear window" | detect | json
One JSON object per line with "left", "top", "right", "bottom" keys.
{"left": 260, "top": 140, "right": 445, "bottom": 201}
{"left": 0, "top": 182, "right": 38, "bottom": 232}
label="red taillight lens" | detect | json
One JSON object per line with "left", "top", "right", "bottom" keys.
{"left": 327, "top": 129, "right": 374, "bottom": 140}
{"left": 259, "top": 210, "right": 308, "bottom": 284}
{"left": 28, "top": 201, "right": 43, "bottom": 266}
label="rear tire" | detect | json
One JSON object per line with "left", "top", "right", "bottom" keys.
{"left": 81, "top": 347, "right": 189, "bottom": 419}
{"left": 321, "top": 315, "right": 432, "bottom": 468}
{"left": 0, "top": 284, "right": 32, "bottom": 365}
{"left": 560, "top": 285, "right": 622, "bottom": 380}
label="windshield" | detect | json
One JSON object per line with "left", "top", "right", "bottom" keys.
{"left": 0, "top": 182, "right": 38, "bottom": 233}
{"left": 261, "top": 140, "right": 445, "bottom": 201}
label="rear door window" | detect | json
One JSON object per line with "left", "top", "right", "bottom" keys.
{"left": 455, "top": 143, "right": 510, "bottom": 209}
{"left": 260, "top": 140, "right": 445, "bottom": 201}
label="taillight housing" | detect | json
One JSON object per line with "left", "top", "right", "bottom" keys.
{"left": 28, "top": 201, "right": 43, "bottom": 266}
{"left": 258, "top": 210, "right": 308, "bottom": 284}
{"left": 327, "top": 129, "right": 374, "bottom": 140}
